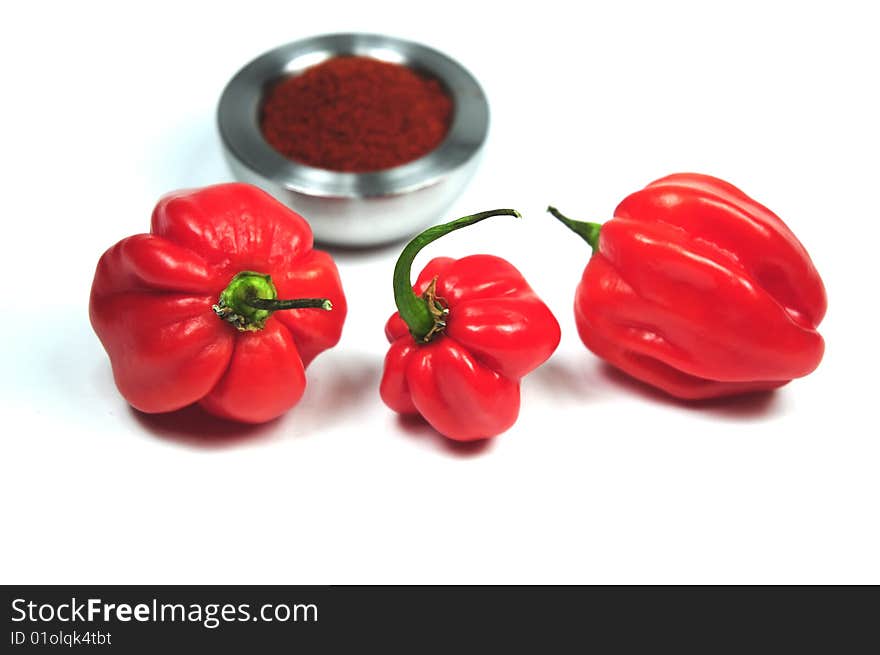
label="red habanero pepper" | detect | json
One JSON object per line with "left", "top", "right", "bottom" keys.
{"left": 90, "top": 183, "right": 347, "bottom": 423}
{"left": 548, "top": 173, "right": 826, "bottom": 400}
{"left": 380, "top": 210, "right": 561, "bottom": 441}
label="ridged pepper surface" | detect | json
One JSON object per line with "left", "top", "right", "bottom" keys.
{"left": 549, "top": 173, "right": 826, "bottom": 399}
{"left": 90, "top": 183, "right": 346, "bottom": 423}
{"left": 380, "top": 210, "right": 561, "bottom": 440}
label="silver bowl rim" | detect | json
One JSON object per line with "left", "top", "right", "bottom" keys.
{"left": 217, "top": 32, "right": 490, "bottom": 199}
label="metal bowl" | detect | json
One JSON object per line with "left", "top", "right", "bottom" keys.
{"left": 217, "top": 33, "right": 489, "bottom": 247}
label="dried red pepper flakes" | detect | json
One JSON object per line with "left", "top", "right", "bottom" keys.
{"left": 90, "top": 183, "right": 347, "bottom": 423}
{"left": 260, "top": 56, "right": 453, "bottom": 172}
{"left": 380, "top": 210, "right": 561, "bottom": 441}
{"left": 549, "top": 173, "right": 827, "bottom": 400}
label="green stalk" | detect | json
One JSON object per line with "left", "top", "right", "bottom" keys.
{"left": 394, "top": 209, "right": 521, "bottom": 342}
{"left": 546, "top": 206, "right": 602, "bottom": 253}
{"left": 247, "top": 297, "right": 332, "bottom": 311}
{"left": 213, "top": 271, "right": 332, "bottom": 331}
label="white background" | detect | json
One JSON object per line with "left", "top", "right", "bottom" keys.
{"left": 1, "top": 0, "right": 877, "bottom": 584}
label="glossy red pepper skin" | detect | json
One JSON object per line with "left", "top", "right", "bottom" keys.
{"left": 381, "top": 255, "right": 561, "bottom": 440}
{"left": 569, "top": 173, "right": 826, "bottom": 399}
{"left": 90, "top": 183, "right": 347, "bottom": 423}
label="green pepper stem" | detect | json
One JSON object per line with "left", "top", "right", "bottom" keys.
{"left": 247, "top": 297, "right": 332, "bottom": 311}
{"left": 547, "top": 206, "right": 602, "bottom": 253}
{"left": 394, "top": 209, "right": 521, "bottom": 342}
{"left": 213, "top": 270, "right": 332, "bottom": 331}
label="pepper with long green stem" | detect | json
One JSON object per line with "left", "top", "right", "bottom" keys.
{"left": 393, "top": 209, "right": 521, "bottom": 341}
{"left": 381, "top": 209, "right": 561, "bottom": 441}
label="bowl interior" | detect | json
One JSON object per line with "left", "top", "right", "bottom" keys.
{"left": 218, "top": 33, "right": 490, "bottom": 199}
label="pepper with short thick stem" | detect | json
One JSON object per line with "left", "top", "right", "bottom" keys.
{"left": 546, "top": 173, "right": 827, "bottom": 400}
{"left": 547, "top": 206, "right": 602, "bottom": 253}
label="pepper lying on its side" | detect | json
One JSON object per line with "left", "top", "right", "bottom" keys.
{"left": 549, "top": 173, "right": 826, "bottom": 400}
{"left": 90, "top": 183, "right": 347, "bottom": 423}
{"left": 380, "top": 210, "right": 561, "bottom": 441}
